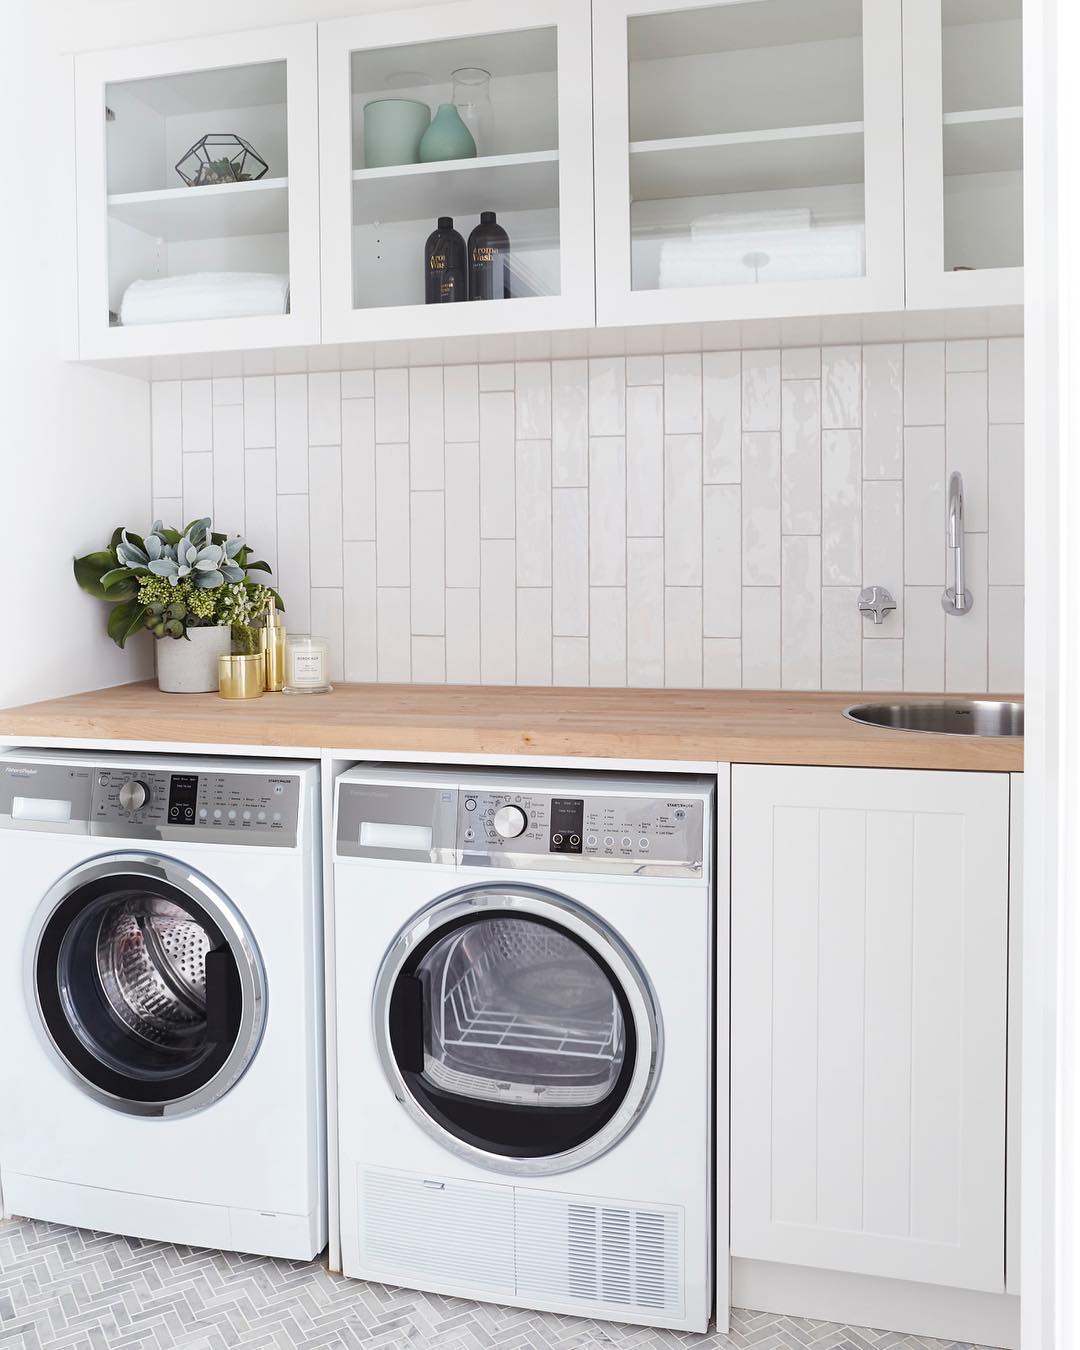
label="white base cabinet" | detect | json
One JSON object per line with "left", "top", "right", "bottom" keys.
{"left": 730, "top": 764, "right": 1012, "bottom": 1295}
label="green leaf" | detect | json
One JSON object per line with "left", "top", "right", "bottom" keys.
{"left": 159, "top": 527, "right": 181, "bottom": 547}
{"left": 245, "top": 559, "right": 272, "bottom": 574}
{"left": 109, "top": 526, "right": 125, "bottom": 553}
{"left": 74, "top": 551, "right": 122, "bottom": 600}
{"left": 100, "top": 567, "right": 141, "bottom": 596}
{"left": 107, "top": 599, "right": 149, "bottom": 649}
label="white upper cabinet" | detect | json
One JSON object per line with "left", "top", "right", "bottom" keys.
{"left": 73, "top": 25, "right": 321, "bottom": 358}
{"left": 591, "top": 0, "right": 905, "bottom": 326}
{"left": 903, "top": 0, "right": 1023, "bottom": 308}
{"left": 317, "top": 0, "right": 596, "bottom": 343}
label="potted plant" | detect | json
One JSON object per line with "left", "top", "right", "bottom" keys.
{"left": 74, "top": 517, "right": 282, "bottom": 693}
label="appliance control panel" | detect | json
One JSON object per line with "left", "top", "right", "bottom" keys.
{"left": 90, "top": 768, "right": 301, "bottom": 846}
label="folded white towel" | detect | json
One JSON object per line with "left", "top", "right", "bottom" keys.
{"left": 120, "top": 271, "right": 290, "bottom": 326}
{"left": 659, "top": 223, "right": 865, "bottom": 289}
{"left": 690, "top": 207, "right": 812, "bottom": 238}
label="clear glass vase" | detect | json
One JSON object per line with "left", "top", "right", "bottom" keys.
{"left": 451, "top": 68, "right": 494, "bottom": 156}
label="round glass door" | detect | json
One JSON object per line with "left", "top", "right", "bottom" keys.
{"left": 32, "top": 855, "right": 266, "bottom": 1117}
{"left": 375, "top": 885, "right": 661, "bottom": 1176}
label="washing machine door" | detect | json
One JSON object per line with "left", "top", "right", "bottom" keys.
{"left": 31, "top": 853, "right": 266, "bottom": 1117}
{"left": 374, "top": 883, "right": 661, "bottom": 1176}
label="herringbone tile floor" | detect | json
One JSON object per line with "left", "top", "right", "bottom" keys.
{"left": 0, "top": 1217, "right": 997, "bottom": 1350}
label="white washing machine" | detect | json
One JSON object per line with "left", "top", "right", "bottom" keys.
{"left": 332, "top": 764, "right": 715, "bottom": 1333}
{"left": 0, "top": 749, "right": 326, "bottom": 1260}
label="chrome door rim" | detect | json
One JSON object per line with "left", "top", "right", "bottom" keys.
{"left": 28, "top": 853, "right": 267, "bottom": 1118}
{"left": 373, "top": 882, "right": 662, "bottom": 1176}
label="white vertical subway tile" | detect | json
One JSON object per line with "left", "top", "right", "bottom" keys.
{"left": 275, "top": 374, "right": 308, "bottom": 494}
{"left": 703, "top": 484, "right": 741, "bottom": 637}
{"left": 781, "top": 379, "right": 821, "bottom": 534}
{"left": 989, "top": 336, "right": 1024, "bottom": 422}
{"left": 151, "top": 381, "right": 182, "bottom": 497}
{"left": 479, "top": 391, "right": 515, "bottom": 538}
{"left": 410, "top": 491, "right": 445, "bottom": 635}
{"left": 704, "top": 638, "right": 742, "bottom": 689}
{"left": 211, "top": 404, "right": 245, "bottom": 533}
{"left": 445, "top": 589, "right": 481, "bottom": 683}
{"left": 781, "top": 536, "right": 822, "bottom": 690}
{"left": 481, "top": 539, "right": 516, "bottom": 683}
{"left": 516, "top": 588, "right": 553, "bottom": 685}
{"left": 989, "top": 424, "right": 1024, "bottom": 584}
{"left": 945, "top": 532, "right": 988, "bottom": 691}
{"left": 742, "top": 349, "right": 781, "bottom": 430}
{"left": 946, "top": 370, "right": 988, "bottom": 531}
{"left": 742, "top": 587, "right": 781, "bottom": 689}
{"left": 181, "top": 380, "right": 212, "bottom": 454}
{"left": 589, "top": 437, "right": 627, "bottom": 587}
{"left": 702, "top": 351, "right": 741, "bottom": 483}
{"left": 276, "top": 494, "right": 311, "bottom": 635}
{"left": 862, "top": 480, "right": 904, "bottom": 637}
{"left": 341, "top": 368, "right": 374, "bottom": 399}
{"left": 444, "top": 364, "right": 479, "bottom": 441}
{"left": 409, "top": 365, "right": 444, "bottom": 490}
{"left": 244, "top": 448, "right": 277, "bottom": 578}
{"left": 515, "top": 362, "right": 552, "bottom": 439}
{"left": 308, "top": 445, "right": 343, "bottom": 588}
{"left": 376, "top": 588, "right": 411, "bottom": 681}
{"left": 903, "top": 341, "right": 945, "bottom": 426}
{"left": 822, "top": 346, "right": 861, "bottom": 429}
{"left": 904, "top": 426, "right": 946, "bottom": 585}
{"left": 590, "top": 588, "right": 627, "bottom": 686}
{"left": 310, "top": 588, "right": 344, "bottom": 682}
{"left": 411, "top": 636, "right": 446, "bottom": 683}
{"left": 665, "top": 588, "right": 703, "bottom": 687}
{"left": 627, "top": 537, "right": 664, "bottom": 687}
{"left": 626, "top": 384, "right": 664, "bottom": 537}
{"left": 589, "top": 357, "right": 626, "bottom": 436}
{"left": 515, "top": 439, "right": 552, "bottom": 587}
{"left": 821, "top": 429, "right": 861, "bottom": 585}
{"left": 212, "top": 376, "right": 243, "bottom": 406}
{"left": 445, "top": 442, "right": 481, "bottom": 589}
{"left": 627, "top": 354, "right": 663, "bottom": 385}
{"left": 152, "top": 497, "right": 182, "bottom": 529}
{"left": 553, "top": 636, "right": 590, "bottom": 686}
{"left": 782, "top": 347, "right": 820, "bottom": 380}
{"left": 741, "top": 432, "right": 781, "bottom": 585}
{"left": 552, "top": 360, "right": 589, "bottom": 486}
{"left": 375, "top": 368, "right": 409, "bottom": 441}
{"left": 308, "top": 371, "right": 341, "bottom": 446}
{"left": 664, "top": 353, "right": 702, "bottom": 434}
{"left": 862, "top": 639, "right": 903, "bottom": 691}
{"left": 342, "top": 396, "right": 375, "bottom": 542}
{"left": 821, "top": 588, "right": 862, "bottom": 690}
{"left": 243, "top": 376, "right": 275, "bottom": 449}
{"left": 863, "top": 343, "right": 903, "bottom": 476}
{"left": 479, "top": 362, "right": 514, "bottom": 392}
{"left": 343, "top": 541, "right": 377, "bottom": 682}
{"left": 375, "top": 443, "right": 410, "bottom": 586}
{"left": 182, "top": 453, "right": 213, "bottom": 530}
{"left": 946, "top": 339, "right": 987, "bottom": 372}
{"left": 903, "top": 586, "right": 945, "bottom": 691}
{"left": 553, "top": 488, "right": 589, "bottom": 636}
{"left": 664, "top": 434, "right": 703, "bottom": 585}
{"left": 989, "top": 586, "right": 1024, "bottom": 691}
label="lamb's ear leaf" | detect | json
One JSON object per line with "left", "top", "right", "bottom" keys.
{"left": 106, "top": 599, "right": 148, "bottom": 649}
{"left": 74, "top": 551, "right": 120, "bottom": 600}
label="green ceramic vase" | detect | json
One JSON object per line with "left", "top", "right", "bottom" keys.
{"left": 419, "top": 103, "right": 477, "bottom": 163}
{"left": 363, "top": 99, "right": 430, "bottom": 168}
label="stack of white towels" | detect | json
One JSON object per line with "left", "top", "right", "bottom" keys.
{"left": 658, "top": 208, "right": 865, "bottom": 289}
{"left": 119, "top": 272, "right": 290, "bottom": 326}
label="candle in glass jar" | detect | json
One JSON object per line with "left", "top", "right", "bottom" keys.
{"left": 283, "top": 635, "right": 333, "bottom": 694}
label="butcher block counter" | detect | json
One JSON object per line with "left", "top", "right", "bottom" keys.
{"left": 0, "top": 681, "right": 1023, "bottom": 771}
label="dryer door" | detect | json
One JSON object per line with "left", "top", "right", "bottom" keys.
{"left": 374, "top": 883, "right": 661, "bottom": 1176}
{"left": 32, "top": 853, "right": 266, "bottom": 1117}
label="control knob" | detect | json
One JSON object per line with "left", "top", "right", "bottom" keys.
{"left": 118, "top": 780, "right": 149, "bottom": 813}
{"left": 492, "top": 804, "right": 528, "bottom": 839}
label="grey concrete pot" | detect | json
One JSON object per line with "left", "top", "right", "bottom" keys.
{"left": 155, "top": 625, "right": 232, "bottom": 693}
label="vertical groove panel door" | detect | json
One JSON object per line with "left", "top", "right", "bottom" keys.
{"left": 318, "top": 0, "right": 596, "bottom": 343}
{"left": 592, "top": 0, "right": 905, "bottom": 326}
{"left": 903, "top": 0, "right": 1023, "bottom": 308}
{"left": 730, "top": 764, "right": 1010, "bottom": 1292}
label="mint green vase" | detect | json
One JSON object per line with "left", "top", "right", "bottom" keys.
{"left": 419, "top": 103, "right": 477, "bottom": 163}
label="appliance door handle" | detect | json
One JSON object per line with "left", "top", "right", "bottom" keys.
{"left": 204, "top": 947, "right": 239, "bottom": 1046}
{"left": 389, "top": 973, "right": 426, "bottom": 1074}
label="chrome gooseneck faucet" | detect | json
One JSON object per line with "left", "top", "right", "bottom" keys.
{"left": 942, "top": 471, "right": 973, "bottom": 615}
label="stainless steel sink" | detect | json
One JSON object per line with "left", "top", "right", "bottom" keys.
{"left": 843, "top": 699, "right": 1024, "bottom": 737}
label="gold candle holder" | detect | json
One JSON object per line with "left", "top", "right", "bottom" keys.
{"left": 217, "top": 653, "right": 266, "bottom": 699}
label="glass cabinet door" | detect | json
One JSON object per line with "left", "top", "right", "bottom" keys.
{"left": 593, "top": 0, "right": 904, "bottom": 326}
{"left": 73, "top": 25, "right": 320, "bottom": 358}
{"left": 903, "top": 0, "right": 1023, "bottom": 308}
{"left": 318, "top": 0, "right": 595, "bottom": 342}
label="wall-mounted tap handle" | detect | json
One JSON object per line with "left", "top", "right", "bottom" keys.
{"left": 857, "top": 586, "right": 897, "bottom": 625}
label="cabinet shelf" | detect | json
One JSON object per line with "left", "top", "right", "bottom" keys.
{"left": 629, "top": 122, "right": 864, "bottom": 201}
{"left": 942, "top": 107, "right": 1022, "bottom": 176}
{"left": 351, "top": 149, "right": 559, "bottom": 225}
{"left": 107, "top": 177, "right": 290, "bottom": 242}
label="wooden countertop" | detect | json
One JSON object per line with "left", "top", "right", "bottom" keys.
{"left": 0, "top": 682, "right": 1023, "bottom": 771}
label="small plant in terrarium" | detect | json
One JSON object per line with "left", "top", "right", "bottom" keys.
{"left": 175, "top": 134, "right": 269, "bottom": 188}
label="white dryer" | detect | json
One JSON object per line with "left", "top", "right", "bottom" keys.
{"left": 332, "top": 764, "right": 715, "bottom": 1333}
{"left": 0, "top": 750, "right": 325, "bottom": 1260}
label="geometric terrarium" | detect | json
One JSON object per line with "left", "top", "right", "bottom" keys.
{"left": 175, "top": 134, "right": 269, "bottom": 186}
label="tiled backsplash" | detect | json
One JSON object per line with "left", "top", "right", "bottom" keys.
{"left": 149, "top": 338, "right": 1024, "bottom": 691}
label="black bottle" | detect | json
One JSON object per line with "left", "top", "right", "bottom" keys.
{"left": 468, "top": 211, "right": 511, "bottom": 300}
{"left": 425, "top": 217, "right": 467, "bottom": 304}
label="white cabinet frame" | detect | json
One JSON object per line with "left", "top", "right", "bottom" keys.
{"left": 73, "top": 25, "right": 321, "bottom": 360}
{"left": 591, "top": 0, "right": 906, "bottom": 326}
{"left": 317, "top": 0, "right": 596, "bottom": 344}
